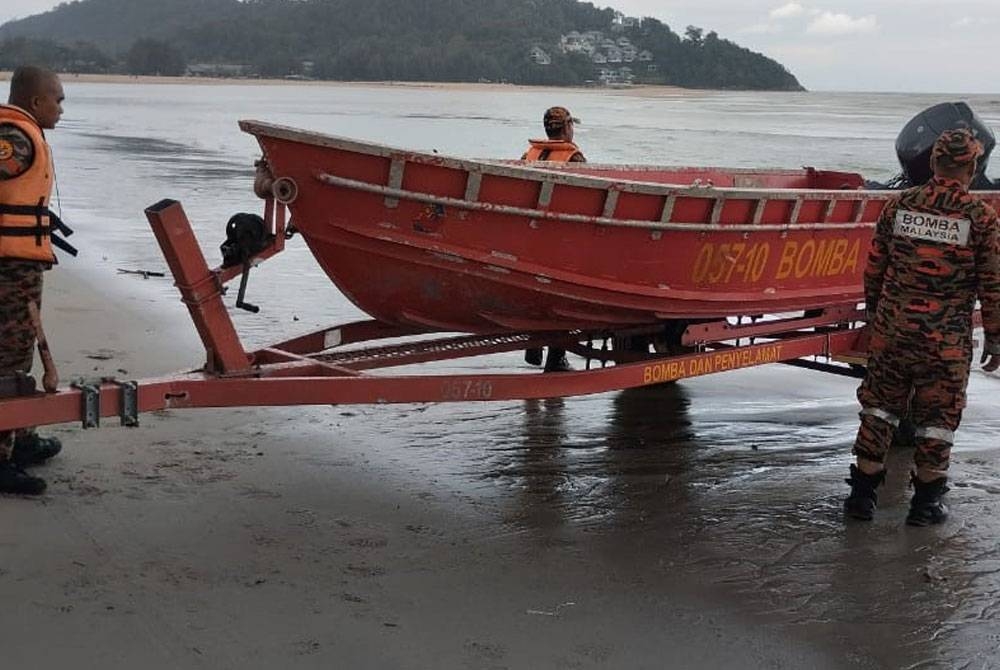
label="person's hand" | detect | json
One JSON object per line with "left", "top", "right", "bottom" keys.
{"left": 981, "top": 350, "right": 1000, "bottom": 372}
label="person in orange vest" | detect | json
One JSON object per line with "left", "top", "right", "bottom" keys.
{"left": 0, "top": 65, "right": 68, "bottom": 494}
{"left": 522, "top": 106, "right": 585, "bottom": 372}
{"left": 522, "top": 105, "right": 586, "bottom": 163}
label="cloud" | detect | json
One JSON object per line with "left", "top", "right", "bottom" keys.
{"left": 806, "top": 11, "right": 878, "bottom": 35}
{"left": 952, "top": 16, "right": 995, "bottom": 28}
{"left": 741, "top": 22, "right": 781, "bottom": 34}
{"left": 770, "top": 2, "right": 804, "bottom": 19}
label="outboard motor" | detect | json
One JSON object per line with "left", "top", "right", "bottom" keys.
{"left": 895, "top": 101, "right": 996, "bottom": 189}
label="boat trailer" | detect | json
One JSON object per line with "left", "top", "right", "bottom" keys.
{"left": 0, "top": 198, "right": 873, "bottom": 432}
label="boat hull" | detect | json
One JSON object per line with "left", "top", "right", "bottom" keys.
{"left": 241, "top": 121, "right": 1000, "bottom": 333}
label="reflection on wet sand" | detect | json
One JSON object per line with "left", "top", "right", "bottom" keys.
{"left": 47, "top": 82, "right": 1000, "bottom": 668}
{"left": 501, "top": 385, "right": 697, "bottom": 531}
{"left": 486, "top": 381, "right": 999, "bottom": 668}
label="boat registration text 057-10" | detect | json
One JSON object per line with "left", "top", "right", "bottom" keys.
{"left": 691, "top": 239, "right": 862, "bottom": 285}
{"left": 642, "top": 344, "right": 784, "bottom": 384}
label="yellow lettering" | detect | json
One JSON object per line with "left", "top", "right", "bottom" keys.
{"left": 795, "top": 240, "right": 816, "bottom": 278}
{"left": 827, "top": 238, "right": 847, "bottom": 275}
{"left": 844, "top": 238, "right": 861, "bottom": 274}
{"left": 690, "top": 356, "right": 714, "bottom": 376}
{"left": 776, "top": 242, "right": 797, "bottom": 280}
{"left": 810, "top": 239, "right": 835, "bottom": 276}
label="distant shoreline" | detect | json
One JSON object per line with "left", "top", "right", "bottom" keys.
{"left": 0, "top": 71, "right": 712, "bottom": 96}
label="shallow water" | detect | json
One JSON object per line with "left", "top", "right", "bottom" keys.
{"left": 43, "top": 81, "right": 1000, "bottom": 666}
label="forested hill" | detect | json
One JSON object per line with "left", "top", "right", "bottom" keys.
{"left": 0, "top": 0, "right": 805, "bottom": 91}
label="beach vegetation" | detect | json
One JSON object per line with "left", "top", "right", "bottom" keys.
{"left": 0, "top": 0, "right": 804, "bottom": 91}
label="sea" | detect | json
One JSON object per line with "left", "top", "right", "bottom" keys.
{"left": 43, "top": 80, "right": 1000, "bottom": 666}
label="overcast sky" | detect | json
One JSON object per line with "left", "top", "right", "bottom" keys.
{"left": 1, "top": 0, "right": 998, "bottom": 92}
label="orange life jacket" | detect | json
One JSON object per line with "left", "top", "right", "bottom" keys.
{"left": 0, "top": 105, "right": 75, "bottom": 263}
{"left": 522, "top": 139, "right": 585, "bottom": 163}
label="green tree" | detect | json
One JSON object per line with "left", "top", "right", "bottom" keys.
{"left": 1, "top": 0, "right": 805, "bottom": 90}
{"left": 124, "top": 38, "right": 186, "bottom": 76}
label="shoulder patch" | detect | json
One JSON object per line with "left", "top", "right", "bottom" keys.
{"left": 0, "top": 123, "right": 36, "bottom": 180}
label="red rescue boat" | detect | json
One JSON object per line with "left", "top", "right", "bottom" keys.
{"left": 4, "top": 121, "right": 998, "bottom": 432}
{"left": 243, "top": 119, "right": 892, "bottom": 333}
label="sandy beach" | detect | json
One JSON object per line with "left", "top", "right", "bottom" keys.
{"left": 0, "top": 70, "right": 705, "bottom": 97}
{"left": 0, "top": 267, "right": 847, "bottom": 669}
{"left": 3, "top": 80, "right": 1000, "bottom": 668}
{"left": 3, "top": 250, "right": 998, "bottom": 669}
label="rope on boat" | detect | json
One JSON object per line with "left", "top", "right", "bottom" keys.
{"left": 316, "top": 172, "right": 878, "bottom": 233}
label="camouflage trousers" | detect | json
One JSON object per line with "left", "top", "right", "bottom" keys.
{"left": 852, "top": 340, "right": 971, "bottom": 478}
{"left": 0, "top": 260, "right": 44, "bottom": 461}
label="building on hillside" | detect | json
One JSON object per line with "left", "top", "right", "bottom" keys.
{"left": 560, "top": 31, "right": 584, "bottom": 53}
{"left": 186, "top": 63, "right": 246, "bottom": 78}
{"left": 597, "top": 66, "right": 635, "bottom": 86}
{"left": 529, "top": 47, "right": 552, "bottom": 65}
{"left": 611, "top": 12, "right": 641, "bottom": 31}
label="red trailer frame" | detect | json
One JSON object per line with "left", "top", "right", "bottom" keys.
{"left": 0, "top": 198, "right": 871, "bottom": 432}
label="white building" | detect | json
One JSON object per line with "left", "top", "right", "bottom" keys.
{"left": 529, "top": 47, "right": 552, "bottom": 65}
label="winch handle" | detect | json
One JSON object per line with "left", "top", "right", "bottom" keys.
{"left": 235, "top": 262, "right": 260, "bottom": 313}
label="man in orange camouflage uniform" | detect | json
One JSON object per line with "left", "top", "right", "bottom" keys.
{"left": 522, "top": 106, "right": 585, "bottom": 372}
{"left": 0, "top": 66, "right": 67, "bottom": 495}
{"left": 844, "top": 128, "right": 1000, "bottom": 526}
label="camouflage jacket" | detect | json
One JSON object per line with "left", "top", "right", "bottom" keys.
{"left": 865, "top": 176, "right": 1000, "bottom": 355}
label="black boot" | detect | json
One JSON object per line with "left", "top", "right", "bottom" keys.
{"left": 906, "top": 475, "right": 948, "bottom": 527}
{"left": 11, "top": 433, "right": 62, "bottom": 467}
{"left": 524, "top": 348, "right": 543, "bottom": 366}
{"left": 0, "top": 460, "right": 46, "bottom": 495}
{"left": 843, "top": 464, "right": 886, "bottom": 521}
{"left": 543, "top": 348, "right": 573, "bottom": 373}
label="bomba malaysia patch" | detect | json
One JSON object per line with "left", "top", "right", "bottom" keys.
{"left": 894, "top": 209, "right": 971, "bottom": 246}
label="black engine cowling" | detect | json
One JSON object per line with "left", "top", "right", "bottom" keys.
{"left": 895, "top": 101, "right": 995, "bottom": 188}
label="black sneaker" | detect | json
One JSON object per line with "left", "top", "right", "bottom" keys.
{"left": 524, "top": 348, "right": 544, "bottom": 366}
{"left": 906, "top": 475, "right": 949, "bottom": 527}
{"left": 0, "top": 460, "right": 46, "bottom": 495}
{"left": 11, "top": 433, "right": 62, "bottom": 467}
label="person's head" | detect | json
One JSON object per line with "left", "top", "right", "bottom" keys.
{"left": 543, "top": 106, "right": 580, "bottom": 141}
{"left": 8, "top": 65, "right": 64, "bottom": 129}
{"left": 930, "top": 128, "right": 983, "bottom": 186}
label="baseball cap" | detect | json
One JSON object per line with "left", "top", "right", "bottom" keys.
{"left": 932, "top": 128, "right": 984, "bottom": 167}
{"left": 543, "top": 106, "right": 581, "bottom": 131}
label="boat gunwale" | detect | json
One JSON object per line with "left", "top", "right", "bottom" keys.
{"left": 240, "top": 119, "right": 939, "bottom": 201}
{"left": 315, "top": 171, "right": 877, "bottom": 232}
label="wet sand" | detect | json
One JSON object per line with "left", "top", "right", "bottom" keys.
{"left": 2, "top": 266, "right": 999, "bottom": 668}
{"left": 2, "top": 78, "right": 999, "bottom": 668}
